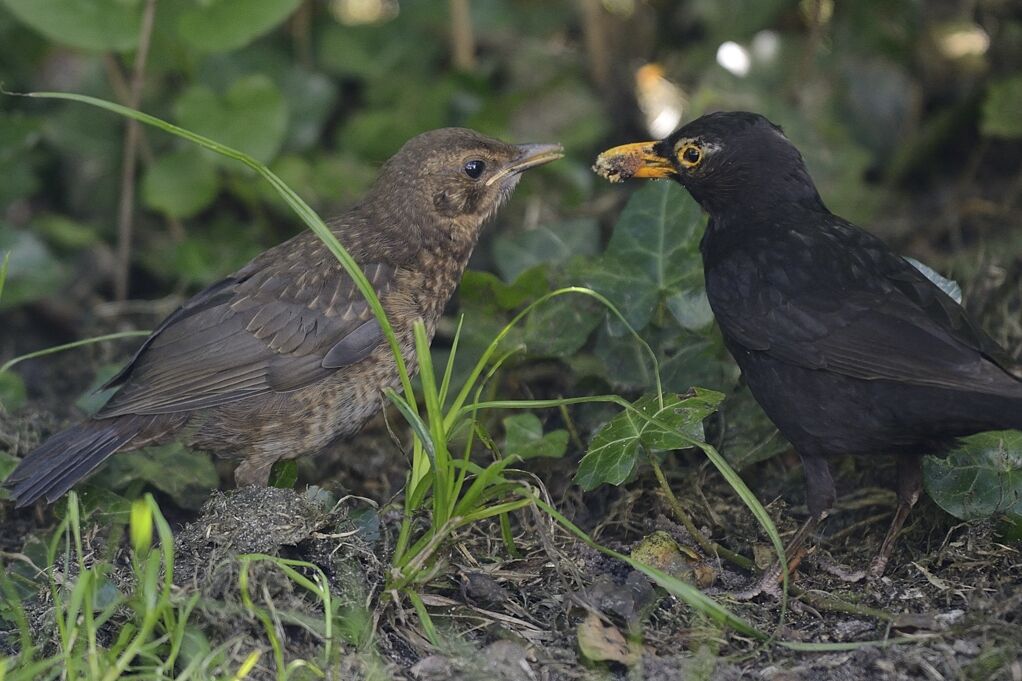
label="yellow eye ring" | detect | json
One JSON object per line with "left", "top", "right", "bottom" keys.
{"left": 679, "top": 144, "right": 702, "bottom": 167}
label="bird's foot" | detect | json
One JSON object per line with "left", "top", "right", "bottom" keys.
{"left": 866, "top": 554, "right": 890, "bottom": 581}
{"left": 733, "top": 546, "right": 810, "bottom": 601}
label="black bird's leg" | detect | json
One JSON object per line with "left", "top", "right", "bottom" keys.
{"left": 736, "top": 454, "right": 835, "bottom": 598}
{"left": 867, "top": 454, "right": 922, "bottom": 578}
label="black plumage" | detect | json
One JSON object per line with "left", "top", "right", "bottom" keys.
{"left": 595, "top": 111, "right": 1022, "bottom": 579}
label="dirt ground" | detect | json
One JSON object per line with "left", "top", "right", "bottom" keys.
{"left": 2, "top": 382, "right": 1021, "bottom": 680}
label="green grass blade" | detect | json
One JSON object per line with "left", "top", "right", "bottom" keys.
{"left": 0, "top": 251, "right": 9, "bottom": 303}
{"left": 533, "top": 496, "right": 765, "bottom": 639}
{"left": 0, "top": 331, "right": 151, "bottom": 374}
{"left": 444, "top": 286, "right": 662, "bottom": 431}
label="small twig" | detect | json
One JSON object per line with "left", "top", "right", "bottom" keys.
{"left": 788, "top": 586, "right": 894, "bottom": 621}
{"left": 790, "top": 0, "right": 826, "bottom": 104}
{"left": 449, "top": 0, "right": 476, "bottom": 72}
{"left": 577, "top": 0, "right": 610, "bottom": 90}
{"left": 113, "top": 0, "right": 158, "bottom": 301}
{"left": 647, "top": 452, "right": 755, "bottom": 571}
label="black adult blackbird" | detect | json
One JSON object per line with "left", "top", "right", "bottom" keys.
{"left": 595, "top": 111, "right": 1022, "bottom": 579}
{"left": 7, "top": 128, "right": 562, "bottom": 508}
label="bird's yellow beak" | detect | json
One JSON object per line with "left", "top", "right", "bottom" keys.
{"left": 593, "top": 141, "right": 677, "bottom": 183}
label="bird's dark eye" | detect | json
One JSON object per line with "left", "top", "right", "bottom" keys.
{"left": 680, "top": 145, "right": 702, "bottom": 166}
{"left": 463, "top": 160, "right": 486, "bottom": 179}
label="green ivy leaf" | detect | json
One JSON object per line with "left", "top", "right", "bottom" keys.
{"left": 577, "top": 181, "right": 706, "bottom": 331}
{"left": 0, "top": 371, "right": 26, "bottom": 412}
{"left": 460, "top": 268, "right": 549, "bottom": 312}
{"left": 924, "top": 431, "right": 1022, "bottom": 520}
{"left": 0, "top": 226, "right": 68, "bottom": 308}
{"left": 503, "top": 413, "right": 569, "bottom": 460}
{"left": 93, "top": 443, "right": 219, "bottom": 510}
{"left": 0, "top": 451, "right": 19, "bottom": 498}
{"left": 492, "top": 219, "right": 600, "bottom": 282}
{"left": 575, "top": 389, "right": 724, "bottom": 490}
{"left": 268, "top": 459, "right": 298, "bottom": 489}
{"left": 522, "top": 293, "right": 602, "bottom": 358}
{"left": 175, "top": 75, "right": 288, "bottom": 165}
{"left": 982, "top": 76, "right": 1022, "bottom": 139}
{"left": 281, "top": 67, "right": 339, "bottom": 152}
{"left": 2, "top": 0, "right": 142, "bottom": 52}
{"left": 142, "top": 148, "right": 219, "bottom": 219}
{"left": 178, "top": 0, "right": 302, "bottom": 53}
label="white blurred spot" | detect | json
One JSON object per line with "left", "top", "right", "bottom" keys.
{"left": 649, "top": 108, "right": 683, "bottom": 139}
{"left": 330, "top": 0, "right": 399, "bottom": 25}
{"left": 938, "top": 24, "right": 990, "bottom": 59}
{"left": 634, "top": 63, "right": 687, "bottom": 138}
{"left": 751, "top": 30, "right": 780, "bottom": 63}
{"left": 601, "top": 0, "right": 636, "bottom": 17}
{"left": 716, "top": 41, "right": 751, "bottom": 77}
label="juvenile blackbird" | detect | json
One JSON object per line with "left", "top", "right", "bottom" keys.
{"left": 595, "top": 111, "right": 1022, "bottom": 579}
{"left": 7, "top": 128, "right": 562, "bottom": 507}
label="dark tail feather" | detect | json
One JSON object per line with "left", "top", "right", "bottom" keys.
{"left": 5, "top": 417, "right": 144, "bottom": 508}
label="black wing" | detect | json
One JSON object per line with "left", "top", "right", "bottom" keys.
{"left": 706, "top": 219, "right": 1022, "bottom": 396}
{"left": 97, "top": 233, "right": 397, "bottom": 417}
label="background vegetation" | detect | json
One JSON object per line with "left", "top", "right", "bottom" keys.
{"left": 1, "top": 0, "right": 1021, "bottom": 679}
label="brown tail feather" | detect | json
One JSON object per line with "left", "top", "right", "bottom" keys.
{"left": 5, "top": 416, "right": 159, "bottom": 507}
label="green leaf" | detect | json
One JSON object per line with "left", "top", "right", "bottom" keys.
{"left": 268, "top": 459, "right": 298, "bottom": 489}
{"left": 717, "top": 385, "right": 789, "bottom": 469}
{"left": 982, "top": 76, "right": 1022, "bottom": 139}
{"left": 0, "top": 226, "right": 68, "bottom": 308}
{"left": 0, "top": 451, "right": 19, "bottom": 497}
{"left": 178, "top": 0, "right": 302, "bottom": 53}
{"left": 502, "top": 414, "right": 568, "bottom": 460}
{"left": 32, "top": 214, "right": 99, "bottom": 251}
{"left": 281, "top": 67, "right": 339, "bottom": 152}
{"left": 575, "top": 389, "right": 725, "bottom": 490}
{"left": 93, "top": 443, "right": 219, "bottom": 510}
{"left": 142, "top": 148, "right": 220, "bottom": 219}
{"left": 492, "top": 219, "right": 600, "bottom": 282}
{"left": 665, "top": 289, "right": 714, "bottom": 331}
{"left": 522, "top": 293, "right": 602, "bottom": 358}
{"left": 577, "top": 181, "right": 707, "bottom": 331}
{"left": 175, "top": 75, "right": 288, "bottom": 165}
{"left": 923, "top": 431, "right": 1022, "bottom": 520}
{"left": 2, "top": 0, "right": 142, "bottom": 52}
{"left": 0, "top": 371, "right": 26, "bottom": 412}
{"left": 459, "top": 268, "right": 549, "bottom": 312}
{"left": 74, "top": 365, "right": 122, "bottom": 416}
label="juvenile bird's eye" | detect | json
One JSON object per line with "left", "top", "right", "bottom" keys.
{"left": 680, "top": 145, "right": 702, "bottom": 166}
{"left": 463, "top": 160, "right": 486, "bottom": 179}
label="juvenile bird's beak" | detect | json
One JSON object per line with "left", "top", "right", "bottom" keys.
{"left": 593, "top": 141, "right": 677, "bottom": 183}
{"left": 485, "top": 143, "right": 564, "bottom": 186}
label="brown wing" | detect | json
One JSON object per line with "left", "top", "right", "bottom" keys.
{"left": 97, "top": 235, "right": 397, "bottom": 418}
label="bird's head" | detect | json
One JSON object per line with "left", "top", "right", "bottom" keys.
{"left": 594, "top": 111, "right": 824, "bottom": 217}
{"left": 369, "top": 128, "right": 562, "bottom": 244}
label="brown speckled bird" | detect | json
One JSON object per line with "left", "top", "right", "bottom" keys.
{"left": 7, "top": 128, "right": 562, "bottom": 507}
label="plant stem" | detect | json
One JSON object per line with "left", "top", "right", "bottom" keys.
{"left": 113, "top": 0, "right": 158, "bottom": 301}
{"left": 449, "top": 0, "right": 476, "bottom": 72}
{"left": 646, "top": 452, "right": 755, "bottom": 571}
